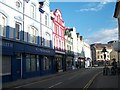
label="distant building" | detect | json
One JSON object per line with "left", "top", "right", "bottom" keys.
{"left": 64, "top": 28, "right": 74, "bottom": 70}
{"left": 84, "top": 42, "right": 91, "bottom": 68}
{"left": 90, "top": 43, "right": 112, "bottom": 66}
{"left": 108, "top": 40, "right": 119, "bottom": 63}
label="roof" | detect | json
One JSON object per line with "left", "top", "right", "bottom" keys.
{"left": 94, "top": 44, "right": 112, "bottom": 48}
{"left": 114, "top": 1, "right": 120, "bottom": 18}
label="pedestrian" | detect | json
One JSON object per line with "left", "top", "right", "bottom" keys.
{"left": 76, "top": 63, "right": 79, "bottom": 69}
{"left": 111, "top": 58, "right": 117, "bottom": 75}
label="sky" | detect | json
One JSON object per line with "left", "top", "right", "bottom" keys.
{"left": 50, "top": 1, "right": 118, "bottom": 45}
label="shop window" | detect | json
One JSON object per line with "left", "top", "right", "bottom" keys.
{"left": 2, "top": 56, "right": 11, "bottom": 75}
{"left": 0, "top": 14, "right": 7, "bottom": 37}
{"left": 31, "top": 55, "right": 36, "bottom": 72}
{"left": 43, "top": 56, "right": 51, "bottom": 70}
{"left": 36, "top": 55, "right": 39, "bottom": 71}
{"left": 26, "top": 54, "right": 31, "bottom": 72}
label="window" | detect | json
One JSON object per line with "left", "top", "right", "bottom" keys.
{"left": 26, "top": 54, "right": 31, "bottom": 72}
{"left": 59, "top": 40, "right": 61, "bottom": 49}
{"left": 45, "top": 32, "right": 50, "bottom": 47}
{"left": 36, "top": 55, "right": 39, "bottom": 71}
{"left": 43, "top": 56, "right": 51, "bottom": 70}
{"left": 29, "top": 26, "right": 38, "bottom": 44}
{"left": 31, "top": 55, "right": 36, "bottom": 71}
{"left": 15, "top": 22, "right": 21, "bottom": 39}
{"left": 97, "top": 55, "right": 99, "bottom": 59}
{"left": 101, "top": 55, "right": 103, "bottom": 59}
{"left": 2, "top": 56, "right": 11, "bottom": 75}
{"left": 45, "top": 14, "right": 48, "bottom": 26}
{"left": 31, "top": 4, "right": 36, "bottom": 19}
{"left": 26, "top": 54, "right": 38, "bottom": 72}
{"left": 0, "top": 14, "right": 6, "bottom": 37}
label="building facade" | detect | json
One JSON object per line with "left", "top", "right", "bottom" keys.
{"left": 114, "top": 0, "right": 120, "bottom": 63}
{"left": 51, "top": 9, "right": 66, "bottom": 72}
{"left": 71, "top": 27, "right": 78, "bottom": 68}
{"left": 91, "top": 43, "right": 112, "bottom": 66}
{"left": 74, "top": 33, "right": 85, "bottom": 68}
{"left": 0, "top": 0, "right": 55, "bottom": 82}
{"left": 64, "top": 28, "right": 74, "bottom": 70}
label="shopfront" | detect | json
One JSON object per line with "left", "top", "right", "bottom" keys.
{"left": 55, "top": 51, "right": 65, "bottom": 72}
{"left": 2, "top": 38, "right": 55, "bottom": 82}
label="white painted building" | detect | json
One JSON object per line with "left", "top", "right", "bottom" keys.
{"left": 0, "top": 0, "right": 55, "bottom": 83}
{"left": 83, "top": 42, "right": 91, "bottom": 68}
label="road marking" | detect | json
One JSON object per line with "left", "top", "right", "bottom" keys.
{"left": 48, "top": 82, "right": 62, "bottom": 88}
{"left": 83, "top": 71, "right": 102, "bottom": 89}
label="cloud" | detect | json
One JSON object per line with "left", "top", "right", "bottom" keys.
{"left": 84, "top": 28, "right": 118, "bottom": 44}
{"left": 75, "top": 0, "right": 114, "bottom": 12}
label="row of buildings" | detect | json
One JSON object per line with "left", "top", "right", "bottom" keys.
{"left": 0, "top": 0, "right": 91, "bottom": 82}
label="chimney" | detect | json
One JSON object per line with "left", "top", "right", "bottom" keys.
{"left": 80, "top": 36, "right": 83, "bottom": 41}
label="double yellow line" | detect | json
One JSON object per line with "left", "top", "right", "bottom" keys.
{"left": 83, "top": 71, "right": 102, "bottom": 90}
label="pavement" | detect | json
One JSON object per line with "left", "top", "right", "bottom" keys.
{"left": 2, "top": 67, "right": 120, "bottom": 89}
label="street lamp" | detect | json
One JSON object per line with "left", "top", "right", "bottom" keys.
{"left": 101, "top": 47, "right": 107, "bottom": 67}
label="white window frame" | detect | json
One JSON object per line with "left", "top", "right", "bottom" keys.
{"left": 45, "top": 14, "right": 48, "bottom": 26}
{"left": 45, "top": 32, "right": 50, "bottom": 47}
{"left": 0, "top": 13, "right": 7, "bottom": 37}
{"left": 28, "top": 26, "right": 38, "bottom": 44}
{"left": 30, "top": 3, "right": 36, "bottom": 19}
{"left": 15, "top": 22, "right": 21, "bottom": 40}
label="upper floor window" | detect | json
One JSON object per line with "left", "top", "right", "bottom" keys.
{"left": 15, "top": 22, "right": 21, "bottom": 40}
{"left": 45, "top": 14, "right": 48, "bottom": 26}
{"left": 30, "top": 4, "right": 36, "bottom": 19}
{"left": 0, "top": 14, "right": 7, "bottom": 37}
{"left": 28, "top": 26, "right": 38, "bottom": 44}
{"left": 45, "top": 32, "right": 50, "bottom": 47}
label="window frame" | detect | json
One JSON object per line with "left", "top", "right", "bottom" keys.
{"left": 15, "top": 22, "right": 21, "bottom": 40}
{"left": 30, "top": 3, "right": 36, "bottom": 19}
{"left": 0, "top": 13, "right": 7, "bottom": 37}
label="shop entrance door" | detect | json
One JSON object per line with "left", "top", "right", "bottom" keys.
{"left": 16, "top": 53, "right": 22, "bottom": 79}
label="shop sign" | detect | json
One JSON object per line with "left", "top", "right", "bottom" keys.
{"left": 2, "top": 41, "right": 13, "bottom": 48}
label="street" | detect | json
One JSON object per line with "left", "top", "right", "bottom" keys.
{"left": 6, "top": 67, "right": 103, "bottom": 89}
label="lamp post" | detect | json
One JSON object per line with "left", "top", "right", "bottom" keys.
{"left": 101, "top": 47, "right": 107, "bottom": 67}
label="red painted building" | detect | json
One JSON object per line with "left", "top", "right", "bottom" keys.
{"left": 51, "top": 9, "right": 66, "bottom": 72}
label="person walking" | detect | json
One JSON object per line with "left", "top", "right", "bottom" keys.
{"left": 111, "top": 58, "right": 117, "bottom": 75}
